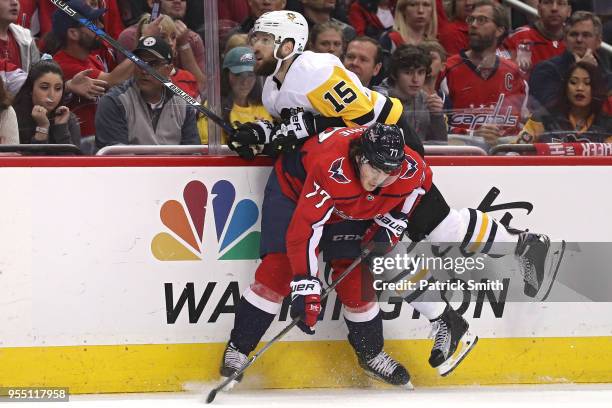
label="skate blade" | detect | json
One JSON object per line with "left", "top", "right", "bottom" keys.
{"left": 362, "top": 371, "right": 415, "bottom": 390}
{"left": 537, "top": 240, "right": 566, "bottom": 302}
{"left": 402, "top": 380, "right": 415, "bottom": 390}
{"left": 437, "top": 331, "right": 479, "bottom": 377}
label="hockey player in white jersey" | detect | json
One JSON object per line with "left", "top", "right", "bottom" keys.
{"left": 225, "top": 10, "right": 564, "bottom": 381}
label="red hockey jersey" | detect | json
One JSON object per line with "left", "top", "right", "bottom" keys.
{"left": 275, "top": 127, "right": 432, "bottom": 278}
{"left": 440, "top": 51, "right": 528, "bottom": 136}
{"left": 503, "top": 25, "right": 565, "bottom": 70}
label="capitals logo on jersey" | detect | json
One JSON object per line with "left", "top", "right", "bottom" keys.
{"left": 329, "top": 157, "right": 351, "bottom": 184}
{"left": 400, "top": 155, "right": 419, "bottom": 180}
{"left": 449, "top": 94, "right": 520, "bottom": 131}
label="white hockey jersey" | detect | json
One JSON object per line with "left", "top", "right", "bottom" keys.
{"left": 262, "top": 51, "right": 403, "bottom": 127}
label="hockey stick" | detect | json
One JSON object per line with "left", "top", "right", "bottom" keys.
{"left": 205, "top": 248, "right": 371, "bottom": 404}
{"left": 49, "top": 0, "right": 236, "bottom": 135}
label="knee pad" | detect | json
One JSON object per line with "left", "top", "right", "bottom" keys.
{"left": 252, "top": 253, "right": 292, "bottom": 305}
{"left": 331, "top": 259, "right": 378, "bottom": 310}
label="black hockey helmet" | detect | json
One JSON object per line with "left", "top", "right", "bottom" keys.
{"left": 360, "top": 123, "right": 405, "bottom": 173}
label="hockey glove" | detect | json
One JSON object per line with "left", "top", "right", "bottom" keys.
{"left": 228, "top": 120, "right": 274, "bottom": 160}
{"left": 361, "top": 211, "right": 408, "bottom": 257}
{"left": 289, "top": 275, "right": 323, "bottom": 335}
{"left": 262, "top": 111, "right": 317, "bottom": 157}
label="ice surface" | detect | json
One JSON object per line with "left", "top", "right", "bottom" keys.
{"left": 7, "top": 384, "right": 612, "bottom": 408}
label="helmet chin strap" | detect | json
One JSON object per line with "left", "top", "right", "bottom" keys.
{"left": 271, "top": 42, "right": 297, "bottom": 77}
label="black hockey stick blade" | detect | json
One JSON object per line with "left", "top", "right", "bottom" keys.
{"left": 49, "top": 0, "right": 236, "bottom": 136}
{"left": 205, "top": 248, "right": 370, "bottom": 403}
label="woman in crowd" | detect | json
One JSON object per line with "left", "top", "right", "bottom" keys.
{"left": 517, "top": 62, "right": 612, "bottom": 143}
{"left": 138, "top": 14, "right": 199, "bottom": 99}
{"left": 0, "top": 76, "right": 18, "bottom": 144}
{"left": 13, "top": 60, "right": 80, "bottom": 147}
{"left": 308, "top": 21, "right": 345, "bottom": 59}
{"left": 198, "top": 46, "right": 272, "bottom": 144}
{"left": 380, "top": 0, "right": 438, "bottom": 52}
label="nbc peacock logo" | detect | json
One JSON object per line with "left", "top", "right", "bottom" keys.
{"left": 151, "top": 180, "right": 260, "bottom": 261}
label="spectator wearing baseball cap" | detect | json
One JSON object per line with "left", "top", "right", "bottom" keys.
{"left": 135, "top": 13, "right": 199, "bottom": 99}
{"left": 95, "top": 36, "right": 200, "bottom": 149}
{"left": 197, "top": 46, "right": 272, "bottom": 144}
{"left": 52, "top": 0, "right": 135, "bottom": 154}
{"left": 116, "top": 0, "right": 205, "bottom": 92}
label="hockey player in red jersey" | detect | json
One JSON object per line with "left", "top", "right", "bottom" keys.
{"left": 224, "top": 8, "right": 563, "bottom": 382}
{"left": 222, "top": 124, "right": 421, "bottom": 387}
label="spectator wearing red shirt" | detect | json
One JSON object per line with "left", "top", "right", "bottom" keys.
{"left": 228, "top": 0, "right": 287, "bottom": 41}
{"left": 503, "top": 0, "right": 571, "bottom": 76}
{"left": 17, "top": 0, "right": 35, "bottom": 29}
{"left": 348, "top": 0, "right": 387, "bottom": 39}
{"left": 52, "top": 0, "right": 135, "bottom": 154}
{"left": 218, "top": 0, "right": 250, "bottom": 28}
{"left": 437, "top": 0, "right": 474, "bottom": 56}
{"left": 0, "top": 0, "right": 39, "bottom": 71}
{"left": 440, "top": 0, "right": 528, "bottom": 147}
{"left": 117, "top": 0, "right": 205, "bottom": 91}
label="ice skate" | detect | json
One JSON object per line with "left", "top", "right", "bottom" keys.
{"left": 219, "top": 342, "right": 248, "bottom": 390}
{"left": 357, "top": 350, "right": 413, "bottom": 389}
{"left": 515, "top": 233, "right": 566, "bottom": 301}
{"left": 428, "top": 304, "right": 478, "bottom": 376}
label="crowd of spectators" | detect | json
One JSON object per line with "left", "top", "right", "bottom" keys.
{"left": 0, "top": 0, "right": 609, "bottom": 154}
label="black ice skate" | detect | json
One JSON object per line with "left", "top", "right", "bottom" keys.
{"left": 219, "top": 342, "right": 248, "bottom": 389}
{"left": 515, "top": 232, "right": 566, "bottom": 301}
{"left": 428, "top": 304, "right": 478, "bottom": 376}
{"left": 357, "top": 350, "right": 413, "bottom": 389}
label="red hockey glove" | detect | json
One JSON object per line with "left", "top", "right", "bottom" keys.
{"left": 361, "top": 211, "right": 408, "bottom": 257}
{"left": 289, "top": 275, "right": 322, "bottom": 335}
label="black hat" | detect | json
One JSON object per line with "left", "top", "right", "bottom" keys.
{"left": 133, "top": 36, "right": 173, "bottom": 63}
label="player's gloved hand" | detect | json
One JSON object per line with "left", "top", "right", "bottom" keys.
{"left": 262, "top": 111, "right": 316, "bottom": 157}
{"left": 228, "top": 120, "right": 274, "bottom": 160}
{"left": 289, "top": 275, "right": 323, "bottom": 335}
{"left": 361, "top": 211, "right": 408, "bottom": 257}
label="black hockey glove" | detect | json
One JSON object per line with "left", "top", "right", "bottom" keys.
{"left": 228, "top": 120, "right": 274, "bottom": 160}
{"left": 262, "top": 111, "right": 317, "bottom": 157}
